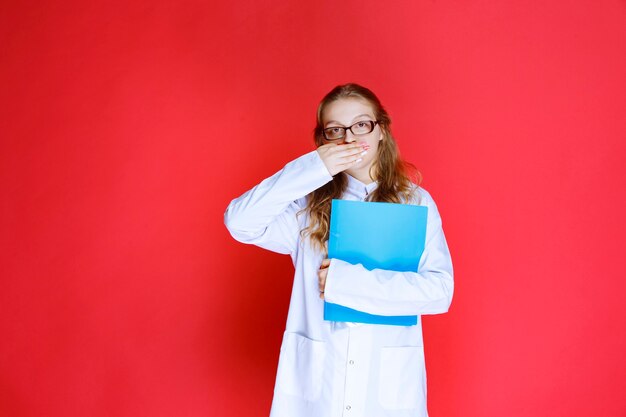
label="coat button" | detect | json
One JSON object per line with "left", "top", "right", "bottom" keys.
{"left": 346, "top": 405, "right": 351, "bottom": 410}
{"left": 349, "top": 360, "right": 354, "bottom": 365}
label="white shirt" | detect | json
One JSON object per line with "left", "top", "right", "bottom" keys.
{"left": 224, "top": 150, "right": 454, "bottom": 417}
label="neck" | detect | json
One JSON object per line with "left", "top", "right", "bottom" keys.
{"left": 345, "top": 166, "right": 375, "bottom": 185}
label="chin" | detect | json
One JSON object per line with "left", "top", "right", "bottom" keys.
{"left": 346, "top": 160, "right": 373, "bottom": 176}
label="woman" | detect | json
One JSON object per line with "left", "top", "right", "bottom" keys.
{"left": 224, "top": 83, "right": 453, "bottom": 417}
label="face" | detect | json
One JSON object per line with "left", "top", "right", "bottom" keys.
{"left": 321, "top": 98, "right": 383, "bottom": 177}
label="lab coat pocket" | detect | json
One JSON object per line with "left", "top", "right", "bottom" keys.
{"left": 378, "top": 346, "right": 426, "bottom": 410}
{"left": 275, "top": 332, "right": 326, "bottom": 402}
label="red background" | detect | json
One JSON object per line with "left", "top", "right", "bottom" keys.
{"left": 2, "top": 1, "right": 625, "bottom": 416}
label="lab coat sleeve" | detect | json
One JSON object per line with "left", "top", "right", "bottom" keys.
{"left": 224, "top": 150, "right": 333, "bottom": 255}
{"left": 323, "top": 189, "right": 454, "bottom": 316}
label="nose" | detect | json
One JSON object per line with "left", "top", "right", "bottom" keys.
{"left": 343, "top": 129, "right": 357, "bottom": 143}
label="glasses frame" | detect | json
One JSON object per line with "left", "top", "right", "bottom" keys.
{"left": 322, "top": 120, "right": 380, "bottom": 141}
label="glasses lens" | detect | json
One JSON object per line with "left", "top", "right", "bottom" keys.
{"left": 324, "top": 127, "right": 345, "bottom": 140}
{"left": 351, "top": 121, "right": 374, "bottom": 135}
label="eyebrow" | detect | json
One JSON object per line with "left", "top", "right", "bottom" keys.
{"left": 324, "top": 114, "right": 373, "bottom": 127}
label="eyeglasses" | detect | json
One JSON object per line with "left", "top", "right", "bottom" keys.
{"left": 322, "top": 120, "right": 380, "bottom": 141}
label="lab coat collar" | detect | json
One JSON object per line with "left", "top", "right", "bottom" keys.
{"left": 345, "top": 173, "right": 378, "bottom": 198}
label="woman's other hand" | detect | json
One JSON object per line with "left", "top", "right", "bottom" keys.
{"left": 318, "top": 258, "right": 331, "bottom": 299}
{"left": 317, "top": 143, "right": 370, "bottom": 176}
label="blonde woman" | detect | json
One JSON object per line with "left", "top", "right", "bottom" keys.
{"left": 224, "top": 83, "right": 454, "bottom": 417}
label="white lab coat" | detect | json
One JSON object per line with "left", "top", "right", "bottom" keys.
{"left": 224, "top": 150, "right": 454, "bottom": 417}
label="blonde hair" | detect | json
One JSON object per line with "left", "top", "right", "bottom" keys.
{"left": 300, "top": 83, "right": 421, "bottom": 251}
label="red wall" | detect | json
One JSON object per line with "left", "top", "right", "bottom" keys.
{"left": 2, "top": 1, "right": 625, "bottom": 416}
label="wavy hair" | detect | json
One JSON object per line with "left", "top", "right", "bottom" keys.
{"left": 300, "top": 83, "right": 421, "bottom": 252}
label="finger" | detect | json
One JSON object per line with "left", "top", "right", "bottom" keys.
{"left": 335, "top": 143, "right": 369, "bottom": 156}
{"left": 317, "top": 143, "right": 337, "bottom": 151}
{"left": 333, "top": 143, "right": 367, "bottom": 154}
{"left": 325, "top": 143, "right": 362, "bottom": 156}
{"left": 318, "top": 271, "right": 326, "bottom": 285}
{"left": 336, "top": 156, "right": 364, "bottom": 169}
{"left": 336, "top": 148, "right": 368, "bottom": 161}
{"left": 342, "top": 151, "right": 368, "bottom": 163}
{"left": 318, "top": 268, "right": 325, "bottom": 280}
{"left": 318, "top": 272, "right": 326, "bottom": 291}
{"left": 320, "top": 259, "right": 331, "bottom": 268}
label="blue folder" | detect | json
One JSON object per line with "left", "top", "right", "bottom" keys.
{"left": 323, "top": 199, "right": 428, "bottom": 326}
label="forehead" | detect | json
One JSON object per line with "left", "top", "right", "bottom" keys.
{"left": 322, "top": 98, "right": 375, "bottom": 125}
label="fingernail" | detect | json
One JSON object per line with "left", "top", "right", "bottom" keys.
{"left": 356, "top": 158, "right": 363, "bottom": 163}
{"left": 361, "top": 151, "right": 368, "bottom": 156}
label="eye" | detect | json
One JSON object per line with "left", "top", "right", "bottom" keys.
{"left": 325, "top": 127, "right": 344, "bottom": 135}
{"left": 355, "top": 122, "right": 368, "bottom": 128}
{"left": 324, "top": 126, "right": 346, "bottom": 140}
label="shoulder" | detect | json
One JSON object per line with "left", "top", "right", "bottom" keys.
{"left": 407, "top": 184, "right": 445, "bottom": 224}
{"left": 406, "top": 183, "right": 436, "bottom": 207}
